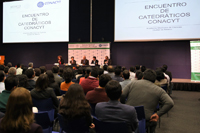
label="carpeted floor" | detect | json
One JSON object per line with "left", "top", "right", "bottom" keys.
{"left": 155, "top": 90, "right": 200, "bottom": 133}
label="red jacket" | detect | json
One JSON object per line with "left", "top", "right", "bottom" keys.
{"left": 80, "top": 77, "right": 99, "bottom": 94}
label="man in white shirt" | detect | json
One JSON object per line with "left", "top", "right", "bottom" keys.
{"left": 16, "top": 64, "right": 23, "bottom": 75}
{"left": 0, "top": 71, "right": 5, "bottom": 93}
{"left": 129, "top": 66, "right": 135, "bottom": 79}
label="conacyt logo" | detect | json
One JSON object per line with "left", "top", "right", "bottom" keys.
{"left": 37, "top": 0, "right": 61, "bottom": 8}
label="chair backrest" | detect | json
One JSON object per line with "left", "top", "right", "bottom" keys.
{"left": 32, "top": 98, "right": 54, "bottom": 111}
{"left": 57, "top": 113, "right": 89, "bottom": 133}
{"left": 35, "top": 111, "right": 52, "bottom": 133}
{"left": 93, "top": 117, "right": 129, "bottom": 133}
{"left": 60, "top": 90, "right": 67, "bottom": 95}
{"left": 90, "top": 103, "right": 96, "bottom": 116}
{"left": 134, "top": 106, "right": 146, "bottom": 133}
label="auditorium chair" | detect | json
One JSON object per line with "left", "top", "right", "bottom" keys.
{"left": 57, "top": 113, "right": 90, "bottom": 133}
{"left": 93, "top": 116, "right": 129, "bottom": 133}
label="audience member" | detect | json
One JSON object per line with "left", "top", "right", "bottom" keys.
{"left": 60, "top": 68, "right": 75, "bottom": 92}
{"left": 16, "top": 64, "right": 23, "bottom": 75}
{"left": 80, "top": 67, "right": 99, "bottom": 94}
{"left": 98, "top": 68, "right": 104, "bottom": 78}
{"left": 120, "top": 70, "right": 132, "bottom": 90}
{"left": 129, "top": 66, "right": 135, "bottom": 79}
{"left": 46, "top": 70, "right": 61, "bottom": 96}
{"left": 17, "top": 74, "right": 28, "bottom": 88}
{"left": 59, "top": 84, "right": 95, "bottom": 129}
{"left": 0, "top": 71, "right": 5, "bottom": 93}
{"left": 134, "top": 70, "right": 143, "bottom": 80}
{"left": 7, "top": 62, "right": 12, "bottom": 68}
{"left": 28, "top": 62, "right": 34, "bottom": 69}
{"left": 79, "top": 67, "right": 91, "bottom": 84}
{"left": 95, "top": 80, "right": 138, "bottom": 133}
{"left": 155, "top": 70, "right": 168, "bottom": 87}
{"left": 33, "top": 68, "right": 41, "bottom": 82}
{"left": 22, "top": 66, "right": 28, "bottom": 75}
{"left": 77, "top": 67, "right": 85, "bottom": 83}
{"left": 106, "top": 65, "right": 114, "bottom": 77}
{"left": 76, "top": 67, "right": 83, "bottom": 79}
{"left": 58, "top": 68, "right": 64, "bottom": 78}
{"left": 135, "top": 65, "right": 140, "bottom": 72}
{"left": 86, "top": 74, "right": 111, "bottom": 104}
{"left": 3, "top": 67, "right": 9, "bottom": 78}
{"left": 0, "top": 87, "right": 42, "bottom": 133}
{"left": 111, "top": 68, "right": 124, "bottom": 82}
{"left": 121, "top": 69, "right": 174, "bottom": 133}
{"left": 103, "top": 65, "right": 108, "bottom": 74}
{"left": 8, "top": 67, "right": 16, "bottom": 76}
{"left": 52, "top": 66, "right": 63, "bottom": 87}
{"left": 0, "top": 65, "right": 4, "bottom": 71}
{"left": 25, "top": 69, "right": 35, "bottom": 91}
{"left": 30, "top": 74, "right": 59, "bottom": 112}
{"left": 162, "top": 64, "right": 172, "bottom": 81}
{"left": 141, "top": 65, "right": 146, "bottom": 72}
{"left": 39, "top": 66, "right": 46, "bottom": 74}
{"left": 0, "top": 76, "right": 18, "bottom": 113}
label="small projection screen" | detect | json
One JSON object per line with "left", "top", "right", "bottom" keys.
{"left": 3, "top": 0, "right": 69, "bottom": 43}
{"left": 115, "top": 0, "right": 200, "bottom": 42}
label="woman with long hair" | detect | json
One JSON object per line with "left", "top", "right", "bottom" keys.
{"left": 0, "top": 87, "right": 42, "bottom": 133}
{"left": 59, "top": 84, "right": 94, "bottom": 129}
{"left": 31, "top": 74, "right": 59, "bottom": 111}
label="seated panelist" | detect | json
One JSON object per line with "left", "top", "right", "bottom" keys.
{"left": 81, "top": 56, "right": 89, "bottom": 66}
{"left": 70, "top": 56, "right": 76, "bottom": 65}
{"left": 91, "top": 56, "right": 99, "bottom": 66}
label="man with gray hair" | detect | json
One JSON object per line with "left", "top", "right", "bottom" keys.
{"left": 8, "top": 67, "right": 16, "bottom": 76}
{"left": 28, "top": 62, "right": 33, "bottom": 69}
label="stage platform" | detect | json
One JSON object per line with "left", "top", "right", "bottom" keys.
{"left": 172, "top": 78, "right": 200, "bottom": 91}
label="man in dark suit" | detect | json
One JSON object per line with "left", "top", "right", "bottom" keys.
{"left": 95, "top": 80, "right": 138, "bottom": 133}
{"left": 104, "top": 56, "right": 111, "bottom": 65}
{"left": 91, "top": 56, "right": 99, "bottom": 66}
{"left": 70, "top": 56, "right": 76, "bottom": 65}
{"left": 81, "top": 56, "right": 89, "bottom": 66}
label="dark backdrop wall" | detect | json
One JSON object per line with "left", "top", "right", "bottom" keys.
{"left": 0, "top": 0, "right": 191, "bottom": 79}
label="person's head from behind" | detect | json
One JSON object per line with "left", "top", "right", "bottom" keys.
{"left": 52, "top": 65, "right": 59, "bottom": 73}
{"left": 91, "top": 67, "right": 99, "bottom": 78}
{"left": 22, "top": 66, "right": 28, "bottom": 75}
{"left": 135, "top": 65, "right": 140, "bottom": 71}
{"left": 77, "top": 67, "right": 83, "bottom": 74}
{"left": 28, "top": 62, "right": 33, "bottom": 68}
{"left": 99, "top": 74, "right": 112, "bottom": 88}
{"left": 39, "top": 66, "right": 46, "bottom": 74}
{"left": 34, "top": 68, "right": 41, "bottom": 77}
{"left": 17, "top": 64, "right": 21, "bottom": 68}
{"left": 8, "top": 67, "right": 16, "bottom": 76}
{"left": 85, "top": 67, "right": 92, "bottom": 78}
{"left": 141, "top": 66, "right": 146, "bottom": 72}
{"left": 36, "top": 74, "right": 48, "bottom": 91}
{"left": 63, "top": 68, "right": 73, "bottom": 83}
{"left": 103, "top": 65, "right": 108, "bottom": 71}
{"left": 143, "top": 69, "right": 156, "bottom": 83}
{"left": 155, "top": 70, "right": 165, "bottom": 81}
{"left": 17, "top": 75, "right": 28, "bottom": 88}
{"left": 5, "top": 76, "right": 18, "bottom": 91}
{"left": 4, "top": 66, "right": 9, "bottom": 74}
{"left": 25, "top": 69, "right": 35, "bottom": 79}
{"left": 59, "top": 84, "right": 90, "bottom": 117}
{"left": 0, "top": 70, "right": 5, "bottom": 82}
{"left": 107, "top": 65, "right": 114, "bottom": 73}
{"left": 98, "top": 68, "right": 104, "bottom": 77}
{"left": 122, "top": 70, "right": 130, "bottom": 80}
{"left": 7, "top": 62, "right": 12, "bottom": 68}
{"left": 115, "top": 68, "right": 121, "bottom": 76}
{"left": 162, "top": 64, "right": 168, "bottom": 71}
{"left": 135, "top": 70, "right": 143, "bottom": 80}
{"left": 46, "top": 70, "right": 55, "bottom": 84}
{"left": 0, "top": 65, "right": 5, "bottom": 71}
{"left": 1, "top": 87, "right": 34, "bottom": 132}
{"left": 105, "top": 80, "right": 122, "bottom": 100}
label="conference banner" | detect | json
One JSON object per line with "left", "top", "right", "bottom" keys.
{"left": 68, "top": 43, "right": 110, "bottom": 65}
{"left": 190, "top": 41, "right": 200, "bottom": 81}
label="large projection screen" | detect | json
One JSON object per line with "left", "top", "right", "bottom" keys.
{"left": 3, "top": 0, "right": 69, "bottom": 43}
{"left": 115, "top": 0, "right": 200, "bottom": 42}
